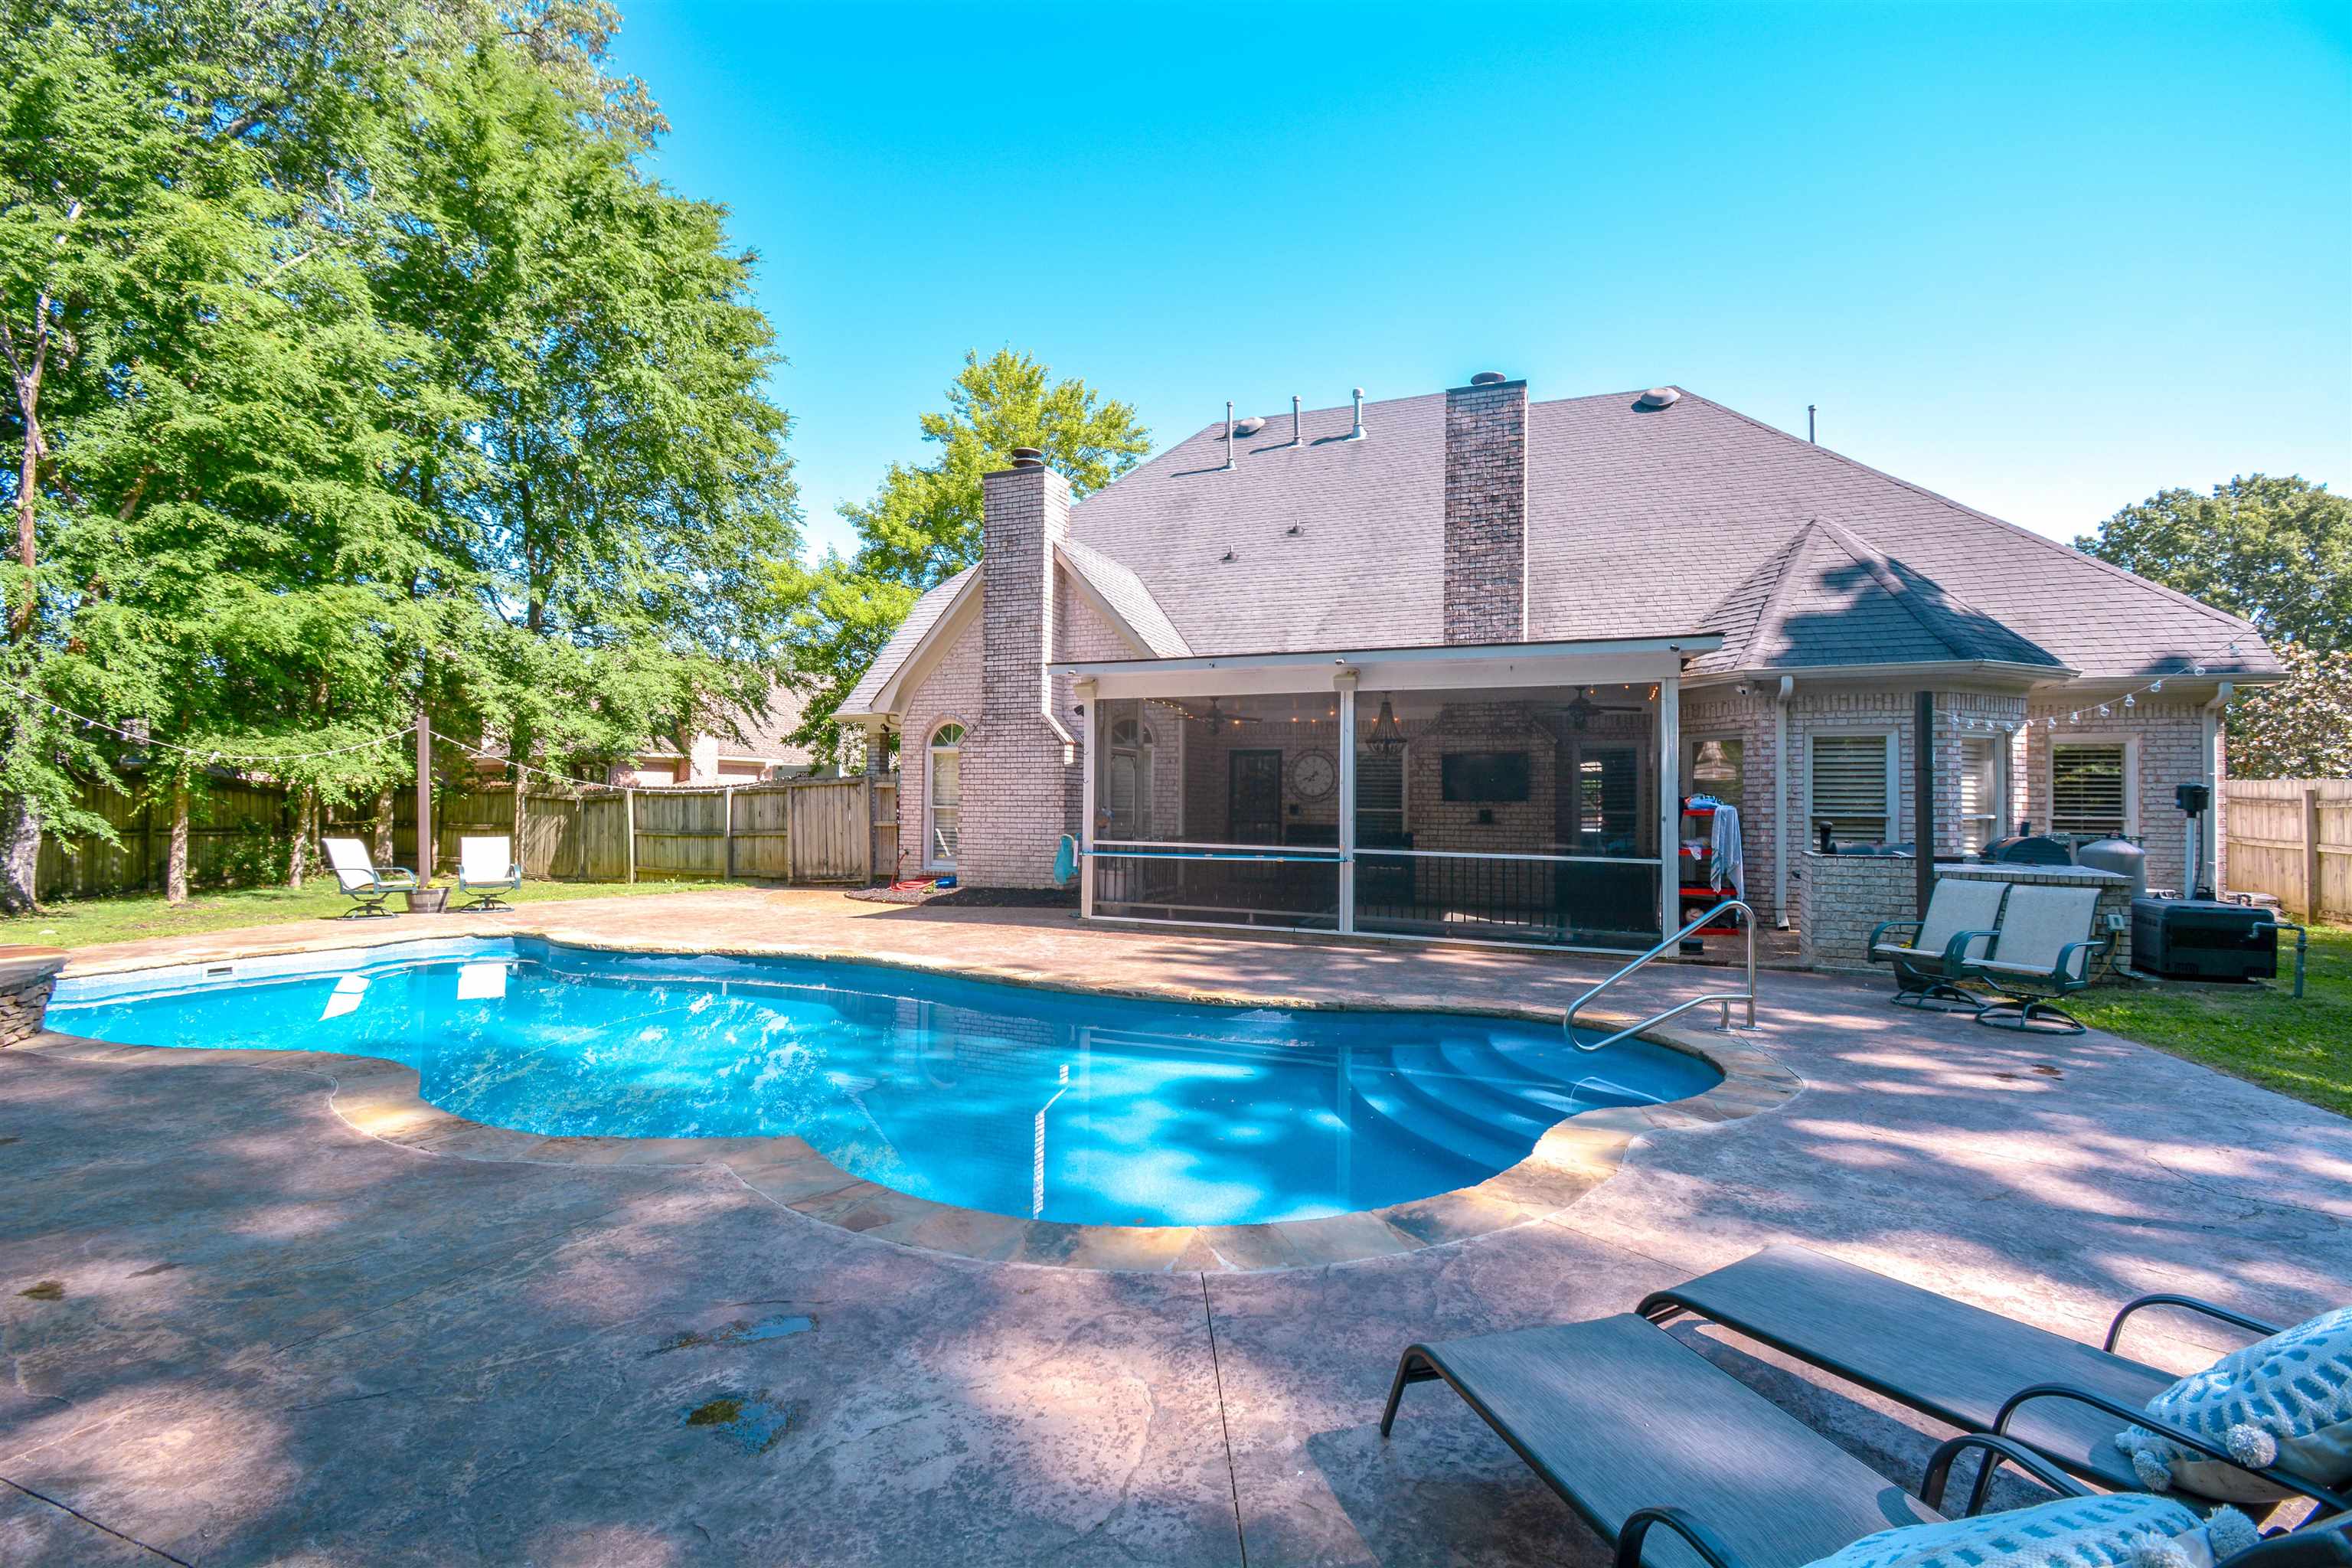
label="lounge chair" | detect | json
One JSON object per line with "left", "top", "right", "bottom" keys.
{"left": 1637, "top": 1244, "right": 2352, "bottom": 1521}
{"left": 322, "top": 837, "right": 418, "bottom": 918}
{"left": 454, "top": 835, "right": 521, "bottom": 912}
{"left": 1959, "top": 884, "right": 2110, "bottom": 1034}
{"left": 1869, "top": 877, "right": 2007, "bottom": 1010}
{"left": 1381, "top": 1312, "right": 2095, "bottom": 1567}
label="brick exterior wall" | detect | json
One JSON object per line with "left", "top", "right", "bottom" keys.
{"left": 2019, "top": 698, "right": 2220, "bottom": 897}
{"left": 1442, "top": 379, "right": 1527, "bottom": 645}
{"left": 0, "top": 952, "right": 64, "bottom": 1048}
{"left": 894, "top": 612, "right": 983, "bottom": 881}
{"left": 1799, "top": 855, "right": 2130, "bottom": 977}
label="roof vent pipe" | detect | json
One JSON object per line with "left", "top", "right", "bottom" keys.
{"left": 1223, "top": 401, "right": 1235, "bottom": 472}
{"left": 1347, "top": 387, "right": 1365, "bottom": 442}
{"left": 1289, "top": 394, "right": 1302, "bottom": 449}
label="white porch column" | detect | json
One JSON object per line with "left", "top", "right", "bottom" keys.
{"left": 1335, "top": 668, "right": 1358, "bottom": 935}
{"left": 1076, "top": 677, "right": 1097, "bottom": 919}
{"left": 1658, "top": 672, "right": 1681, "bottom": 939}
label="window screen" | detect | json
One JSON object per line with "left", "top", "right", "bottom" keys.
{"left": 1958, "top": 737, "right": 2003, "bottom": 853}
{"left": 1811, "top": 733, "right": 1891, "bottom": 842}
{"left": 2051, "top": 744, "right": 2127, "bottom": 836}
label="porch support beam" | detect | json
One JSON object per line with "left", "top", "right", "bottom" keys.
{"left": 1335, "top": 668, "right": 1357, "bottom": 936}
{"left": 1076, "top": 677, "right": 1097, "bottom": 920}
{"left": 1658, "top": 672, "right": 1681, "bottom": 942}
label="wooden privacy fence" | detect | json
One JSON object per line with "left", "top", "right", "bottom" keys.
{"left": 38, "top": 774, "right": 895, "bottom": 897}
{"left": 2223, "top": 779, "right": 2350, "bottom": 922}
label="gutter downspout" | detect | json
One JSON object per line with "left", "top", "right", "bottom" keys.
{"left": 1774, "top": 676, "right": 1794, "bottom": 928}
{"left": 2203, "top": 681, "right": 2233, "bottom": 897}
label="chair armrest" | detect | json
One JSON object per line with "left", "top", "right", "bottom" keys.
{"left": 1616, "top": 1507, "right": 1751, "bottom": 1568}
{"left": 1944, "top": 929, "right": 1999, "bottom": 969}
{"left": 1869, "top": 920, "right": 1922, "bottom": 953}
{"left": 2104, "top": 1293, "right": 2284, "bottom": 1354}
{"left": 374, "top": 867, "right": 420, "bottom": 890}
{"left": 1922, "top": 1431, "right": 2093, "bottom": 1513}
{"left": 1993, "top": 1382, "right": 2352, "bottom": 1515}
{"left": 2053, "top": 936, "right": 2110, "bottom": 985}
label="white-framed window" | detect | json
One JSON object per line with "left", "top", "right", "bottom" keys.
{"left": 926, "top": 723, "right": 963, "bottom": 870}
{"left": 1958, "top": 734, "right": 2007, "bottom": 854}
{"left": 1808, "top": 730, "right": 1899, "bottom": 845}
{"left": 1105, "top": 717, "right": 1154, "bottom": 838}
{"left": 2050, "top": 740, "right": 2134, "bottom": 838}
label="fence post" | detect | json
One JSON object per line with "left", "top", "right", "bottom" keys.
{"left": 723, "top": 786, "right": 735, "bottom": 880}
{"left": 2305, "top": 785, "right": 2323, "bottom": 921}
{"left": 858, "top": 776, "right": 873, "bottom": 886}
{"left": 623, "top": 787, "right": 637, "bottom": 884}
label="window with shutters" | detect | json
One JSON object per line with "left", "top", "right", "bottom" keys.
{"left": 1958, "top": 735, "right": 2005, "bottom": 853}
{"left": 2051, "top": 743, "right": 2130, "bottom": 836}
{"left": 1809, "top": 732, "right": 1896, "bottom": 844}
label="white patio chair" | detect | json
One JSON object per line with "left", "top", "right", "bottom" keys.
{"left": 453, "top": 835, "right": 522, "bottom": 913}
{"left": 322, "top": 837, "right": 418, "bottom": 919}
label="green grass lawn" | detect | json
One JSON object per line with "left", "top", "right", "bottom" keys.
{"left": 1, "top": 878, "right": 750, "bottom": 952}
{"left": 2068, "top": 923, "right": 2352, "bottom": 1117}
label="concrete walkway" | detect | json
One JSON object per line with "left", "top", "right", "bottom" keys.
{"left": 5, "top": 888, "right": 2347, "bottom": 1566}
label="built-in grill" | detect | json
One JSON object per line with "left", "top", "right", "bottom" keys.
{"left": 1985, "top": 834, "right": 2073, "bottom": 867}
{"left": 2130, "top": 897, "right": 2278, "bottom": 981}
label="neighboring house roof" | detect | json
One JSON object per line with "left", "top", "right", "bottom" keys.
{"left": 1057, "top": 538, "right": 1191, "bottom": 658}
{"left": 1059, "top": 387, "right": 2275, "bottom": 681}
{"left": 835, "top": 565, "right": 976, "bottom": 719}
{"left": 715, "top": 687, "right": 808, "bottom": 762}
{"left": 1695, "top": 518, "right": 2068, "bottom": 674}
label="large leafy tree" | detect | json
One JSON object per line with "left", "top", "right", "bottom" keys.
{"left": 784, "top": 348, "right": 1147, "bottom": 758}
{"left": 1, "top": 0, "right": 798, "bottom": 909}
{"left": 2078, "top": 474, "right": 2352, "bottom": 781}
{"left": 2076, "top": 475, "right": 2351, "bottom": 653}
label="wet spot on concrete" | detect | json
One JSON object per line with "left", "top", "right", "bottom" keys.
{"left": 131, "top": 1262, "right": 178, "bottom": 1277}
{"left": 681, "top": 1391, "right": 800, "bottom": 1454}
{"left": 0, "top": 1136, "right": 18, "bottom": 1147}
{"left": 2033, "top": 1063, "right": 2064, "bottom": 1077}
{"left": 18, "top": 1279, "right": 63, "bottom": 1300}
{"left": 651, "top": 1313, "right": 814, "bottom": 1355}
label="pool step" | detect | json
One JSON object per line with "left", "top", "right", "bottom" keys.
{"left": 1475, "top": 1034, "right": 1681, "bottom": 1109}
{"left": 1344, "top": 1068, "right": 1526, "bottom": 1174}
{"left": 1384, "top": 1044, "right": 1560, "bottom": 1152}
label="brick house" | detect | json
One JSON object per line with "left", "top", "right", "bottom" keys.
{"left": 835, "top": 375, "right": 2276, "bottom": 955}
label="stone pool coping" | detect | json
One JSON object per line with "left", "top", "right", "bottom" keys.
{"left": 26, "top": 928, "right": 1802, "bottom": 1274}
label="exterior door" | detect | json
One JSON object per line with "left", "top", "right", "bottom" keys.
{"left": 1227, "top": 750, "right": 1283, "bottom": 844}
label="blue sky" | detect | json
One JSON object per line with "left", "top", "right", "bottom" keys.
{"left": 612, "top": 2, "right": 2351, "bottom": 562}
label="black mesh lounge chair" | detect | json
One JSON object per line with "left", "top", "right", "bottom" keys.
{"left": 1637, "top": 1245, "right": 2352, "bottom": 1521}
{"left": 1380, "top": 1312, "right": 2097, "bottom": 1567}
{"left": 1958, "top": 884, "right": 2111, "bottom": 1034}
{"left": 323, "top": 837, "right": 418, "bottom": 918}
{"left": 1870, "top": 878, "right": 2007, "bottom": 1011}
{"left": 1614, "top": 1513, "right": 2349, "bottom": 1568}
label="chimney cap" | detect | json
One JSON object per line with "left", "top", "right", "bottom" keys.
{"left": 1468, "top": 371, "right": 1508, "bottom": 387}
{"left": 1009, "top": 446, "right": 1044, "bottom": 468}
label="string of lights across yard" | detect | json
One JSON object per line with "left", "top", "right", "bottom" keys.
{"left": 0, "top": 676, "right": 413, "bottom": 765}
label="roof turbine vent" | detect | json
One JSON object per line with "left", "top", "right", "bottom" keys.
{"left": 1009, "top": 446, "right": 1044, "bottom": 468}
{"left": 1469, "top": 371, "right": 1508, "bottom": 387}
{"left": 1232, "top": 415, "right": 1266, "bottom": 437}
{"left": 1635, "top": 386, "right": 1681, "bottom": 411}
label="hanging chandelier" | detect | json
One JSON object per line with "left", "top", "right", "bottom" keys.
{"left": 1361, "top": 695, "right": 1408, "bottom": 755}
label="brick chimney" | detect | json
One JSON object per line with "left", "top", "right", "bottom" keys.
{"left": 1443, "top": 372, "right": 1528, "bottom": 644}
{"left": 961, "top": 447, "right": 1075, "bottom": 887}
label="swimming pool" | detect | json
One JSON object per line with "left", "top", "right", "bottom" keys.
{"left": 45, "top": 939, "right": 1720, "bottom": 1228}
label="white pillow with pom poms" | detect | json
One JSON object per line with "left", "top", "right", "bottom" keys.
{"left": 2117, "top": 1305, "right": 2352, "bottom": 1504}
{"left": 1798, "top": 1493, "right": 2256, "bottom": 1568}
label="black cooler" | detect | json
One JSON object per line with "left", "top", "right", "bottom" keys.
{"left": 2130, "top": 897, "right": 2278, "bottom": 981}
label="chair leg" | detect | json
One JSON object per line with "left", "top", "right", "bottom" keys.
{"left": 1891, "top": 981, "right": 1982, "bottom": 1014}
{"left": 1975, "top": 997, "right": 2084, "bottom": 1036}
{"left": 1380, "top": 1348, "right": 1438, "bottom": 1437}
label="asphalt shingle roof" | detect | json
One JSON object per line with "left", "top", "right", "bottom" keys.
{"left": 835, "top": 565, "right": 974, "bottom": 717}
{"left": 1058, "top": 538, "right": 1191, "bottom": 658}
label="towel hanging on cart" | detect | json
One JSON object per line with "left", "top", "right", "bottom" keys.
{"left": 1709, "top": 804, "right": 1745, "bottom": 898}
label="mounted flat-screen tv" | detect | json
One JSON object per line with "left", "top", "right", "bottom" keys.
{"left": 1441, "top": 751, "right": 1530, "bottom": 802}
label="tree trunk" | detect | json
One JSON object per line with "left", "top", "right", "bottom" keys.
{"left": 289, "top": 784, "right": 315, "bottom": 887}
{"left": 165, "top": 782, "right": 190, "bottom": 903}
{"left": 0, "top": 791, "right": 39, "bottom": 913}
{"left": 372, "top": 786, "right": 394, "bottom": 865}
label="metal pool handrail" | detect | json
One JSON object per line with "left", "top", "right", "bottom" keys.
{"left": 1565, "top": 899, "right": 1756, "bottom": 1052}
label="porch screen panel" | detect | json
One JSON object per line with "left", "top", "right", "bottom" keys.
{"left": 1089, "top": 691, "right": 1342, "bottom": 931}
{"left": 1810, "top": 733, "right": 1892, "bottom": 844}
{"left": 2050, "top": 744, "right": 2127, "bottom": 837}
{"left": 1351, "top": 684, "right": 1663, "bottom": 952}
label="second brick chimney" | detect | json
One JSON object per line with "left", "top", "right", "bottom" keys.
{"left": 1442, "top": 372, "right": 1528, "bottom": 645}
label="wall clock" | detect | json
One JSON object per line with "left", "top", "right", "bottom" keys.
{"left": 1289, "top": 749, "right": 1338, "bottom": 802}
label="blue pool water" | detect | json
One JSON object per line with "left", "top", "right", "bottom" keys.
{"left": 44, "top": 939, "right": 1720, "bottom": 1228}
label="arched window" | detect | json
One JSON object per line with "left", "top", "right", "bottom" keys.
{"left": 1105, "top": 718, "right": 1154, "bottom": 837}
{"left": 926, "top": 724, "right": 964, "bottom": 871}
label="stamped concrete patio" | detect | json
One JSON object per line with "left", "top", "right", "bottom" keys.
{"left": 5, "top": 887, "right": 2348, "bottom": 1566}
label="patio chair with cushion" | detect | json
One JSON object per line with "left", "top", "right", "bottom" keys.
{"left": 1869, "top": 877, "right": 2008, "bottom": 1011}
{"left": 1958, "top": 884, "right": 2111, "bottom": 1034}
{"left": 454, "top": 835, "right": 522, "bottom": 913}
{"left": 1637, "top": 1244, "right": 2352, "bottom": 1523}
{"left": 322, "top": 837, "right": 418, "bottom": 919}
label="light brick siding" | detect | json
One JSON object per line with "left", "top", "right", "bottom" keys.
{"left": 894, "top": 613, "right": 983, "bottom": 880}
{"left": 2019, "top": 698, "right": 2219, "bottom": 896}
{"left": 1442, "top": 380, "right": 1527, "bottom": 645}
{"left": 1801, "top": 856, "right": 2132, "bottom": 978}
